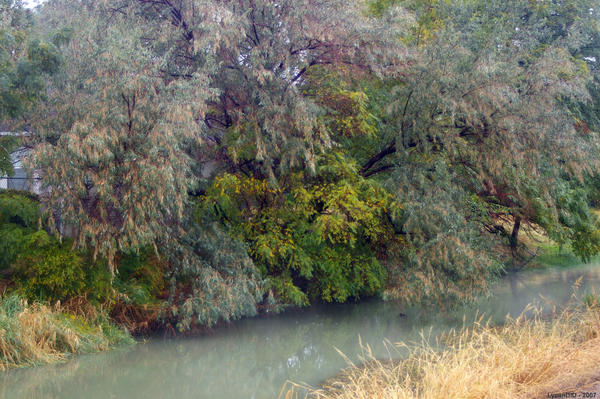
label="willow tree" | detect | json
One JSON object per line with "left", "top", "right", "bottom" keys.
{"left": 26, "top": 0, "right": 410, "bottom": 326}
{"left": 32, "top": 0, "right": 408, "bottom": 256}
{"left": 374, "top": 0, "right": 600, "bottom": 303}
{"left": 114, "top": 0, "right": 410, "bottom": 179}
{"left": 31, "top": 4, "right": 210, "bottom": 267}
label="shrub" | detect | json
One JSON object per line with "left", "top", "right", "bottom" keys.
{"left": 0, "top": 190, "right": 40, "bottom": 227}
{"left": 13, "top": 240, "right": 113, "bottom": 304}
{"left": 113, "top": 247, "right": 167, "bottom": 306}
{"left": 0, "top": 191, "right": 114, "bottom": 305}
{"left": 0, "top": 190, "right": 42, "bottom": 270}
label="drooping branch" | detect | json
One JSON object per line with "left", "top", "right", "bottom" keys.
{"left": 137, "top": 0, "right": 194, "bottom": 42}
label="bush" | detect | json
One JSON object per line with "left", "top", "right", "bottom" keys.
{"left": 113, "top": 247, "right": 167, "bottom": 306}
{"left": 13, "top": 239, "right": 113, "bottom": 304}
{"left": 0, "top": 190, "right": 42, "bottom": 270}
{"left": 0, "top": 190, "right": 114, "bottom": 305}
{"left": 0, "top": 190, "right": 40, "bottom": 227}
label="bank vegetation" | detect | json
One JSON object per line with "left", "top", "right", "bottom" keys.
{"left": 287, "top": 299, "right": 600, "bottom": 399}
{"left": 0, "top": 294, "right": 132, "bottom": 370}
{"left": 2, "top": 0, "right": 600, "bottom": 361}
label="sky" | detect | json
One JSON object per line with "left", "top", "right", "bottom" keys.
{"left": 23, "top": 0, "right": 45, "bottom": 9}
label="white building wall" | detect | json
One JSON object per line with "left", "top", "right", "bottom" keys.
{"left": 0, "top": 146, "right": 42, "bottom": 194}
{"left": 0, "top": 132, "right": 45, "bottom": 194}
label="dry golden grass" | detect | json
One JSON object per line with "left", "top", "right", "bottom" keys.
{"left": 0, "top": 295, "right": 133, "bottom": 370}
{"left": 284, "top": 303, "right": 600, "bottom": 399}
{"left": 0, "top": 303, "right": 75, "bottom": 369}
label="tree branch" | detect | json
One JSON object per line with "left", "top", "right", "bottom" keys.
{"left": 363, "top": 164, "right": 394, "bottom": 177}
{"left": 360, "top": 142, "right": 396, "bottom": 177}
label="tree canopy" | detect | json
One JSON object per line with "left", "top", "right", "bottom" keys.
{"left": 0, "top": 0, "right": 59, "bottom": 176}
{"left": 0, "top": 0, "right": 599, "bottom": 329}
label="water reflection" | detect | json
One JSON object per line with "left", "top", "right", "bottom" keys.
{"left": 2, "top": 264, "right": 600, "bottom": 399}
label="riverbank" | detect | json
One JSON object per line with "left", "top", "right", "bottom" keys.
{"left": 288, "top": 302, "right": 600, "bottom": 399}
{"left": 2, "top": 264, "right": 600, "bottom": 398}
{"left": 497, "top": 217, "right": 587, "bottom": 270}
{"left": 0, "top": 294, "right": 133, "bottom": 370}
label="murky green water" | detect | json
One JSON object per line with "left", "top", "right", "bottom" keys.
{"left": 2, "top": 264, "right": 600, "bottom": 399}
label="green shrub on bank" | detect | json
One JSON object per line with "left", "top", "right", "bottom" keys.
{"left": 0, "top": 191, "right": 113, "bottom": 304}
{"left": 13, "top": 239, "right": 113, "bottom": 304}
{"left": 114, "top": 247, "right": 166, "bottom": 306}
{"left": 0, "top": 190, "right": 262, "bottom": 332}
{"left": 0, "top": 190, "right": 40, "bottom": 227}
{"left": 0, "top": 190, "right": 42, "bottom": 270}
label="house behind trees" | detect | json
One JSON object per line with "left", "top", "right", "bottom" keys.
{"left": 0, "top": 132, "right": 41, "bottom": 194}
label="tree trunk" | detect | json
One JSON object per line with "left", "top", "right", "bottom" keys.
{"left": 510, "top": 216, "right": 521, "bottom": 248}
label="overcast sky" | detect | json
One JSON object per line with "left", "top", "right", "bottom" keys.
{"left": 23, "top": 0, "right": 45, "bottom": 9}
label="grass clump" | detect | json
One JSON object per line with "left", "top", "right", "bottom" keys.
{"left": 532, "top": 242, "right": 589, "bottom": 268}
{"left": 286, "top": 302, "right": 600, "bottom": 399}
{"left": 0, "top": 294, "right": 133, "bottom": 370}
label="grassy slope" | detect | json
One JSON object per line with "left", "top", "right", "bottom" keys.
{"left": 505, "top": 218, "right": 600, "bottom": 269}
{"left": 528, "top": 210, "right": 600, "bottom": 268}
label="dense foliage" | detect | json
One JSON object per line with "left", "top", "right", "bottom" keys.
{"left": 1, "top": 0, "right": 600, "bottom": 330}
{"left": 12, "top": 239, "right": 114, "bottom": 303}
{"left": 0, "top": 191, "right": 112, "bottom": 303}
{"left": 0, "top": 0, "right": 59, "bottom": 176}
{"left": 0, "top": 189, "right": 41, "bottom": 269}
{"left": 200, "top": 153, "right": 401, "bottom": 305}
